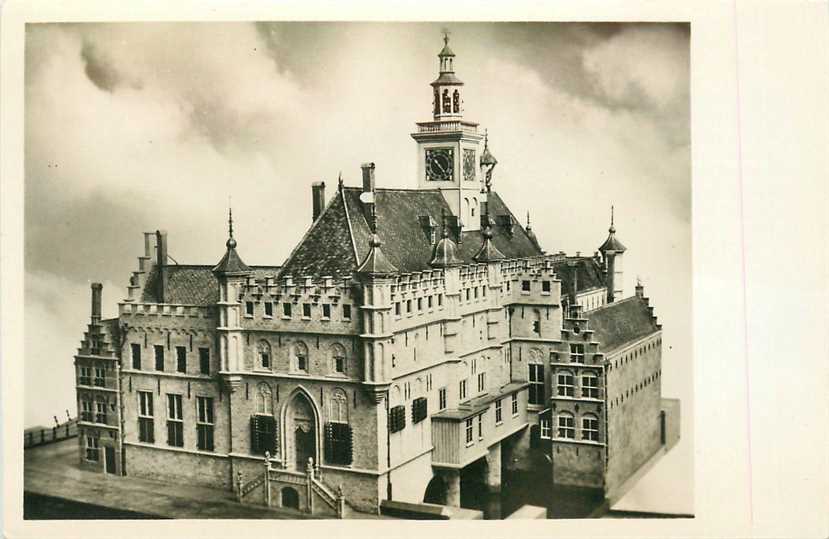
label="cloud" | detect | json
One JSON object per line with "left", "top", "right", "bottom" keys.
{"left": 24, "top": 23, "right": 691, "bottom": 510}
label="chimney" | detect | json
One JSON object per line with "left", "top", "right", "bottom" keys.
{"left": 156, "top": 230, "right": 168, "bottom": 303}
{"left": 606, "top": 251, "right": 616, "bottom": 303}
{"left": 635, "top": 279, "right": 645, "bottom": 299}
{"left": 361, "top": 162, "right": 375, "bottom": 193}
{"left": 90, "top": 283, "right": 103, "bottom": 324}
{"left": 360, "top": 162, "right": 376, "bottom": 229}
{"left": 312, "top": 181, "right": 326, "bottom": 222}
{"left": 568, "top": 260, "right": 579, "bottom": 304}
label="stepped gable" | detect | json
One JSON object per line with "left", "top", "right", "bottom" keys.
{"left": 554, "top": 257, "right": 607, "bottom": 295}
{"left": 340, "top": 188, "right": 541, "bottom": 275}
{"left": 586, "top": 296, "right": 660, "bottom": 354}
{"left": 142, "top": 265, "right": 281, "bottom": 305}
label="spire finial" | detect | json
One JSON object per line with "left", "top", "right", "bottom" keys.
{"left": 226, "top": 198, "right": 237, "bottom": 249}
{"left": 338, "top": 171, "right": 343, "bottom": 190}
{"left": 443, "top": 30, "right": 450, "bottom": 47}
{"left": 441, "top": 209, "right": 449, "bottom": 238}
{"left": 484, "top": 128, "right": 489, "bottom": 150}
{"left": 609, "top": 205, "right": 616, "bottom": 233}
{"left": 526, "top": 211, "right": 532, "bottom": 229}
{"left": 228, "top": 206, "right": 234, "bottom": 239}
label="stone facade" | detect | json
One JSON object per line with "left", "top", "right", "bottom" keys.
{"left": 71, "top": 36, "right": 678, "bottom": 517}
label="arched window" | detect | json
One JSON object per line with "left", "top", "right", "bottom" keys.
{"left": 581, "top": 413, "right": 599, "bottom": 441}
{"left": 472, "top": 197, "right": 478, "bottom": 217}
{"left": 329, "top": 388, "right": 348, "bottom": 423}
{"left": 442, "top": 89, "right": 451, "bottom": 113}
{"left": 463, "top": 198, "right": 470, "bottom": 220}
{"left": 292, "top": 341, "right": 308, "bottom": 372}
{"left": 331, "top": 343, "right": 347, "bottom": 375}
{"left": 452, "top": 90, "right": 460, "bottom": 113}
{"left": 556, "top": 411, "right": 575, "bottom": 439}
{"left": 258, "top": 340, "right": 271, "bottom": 369}
{"left": 257, "top": 383, "right": 273, "bottom": 415}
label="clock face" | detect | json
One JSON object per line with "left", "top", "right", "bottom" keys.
{"left": 463, "top": 149, "right": 476, "bottom": 182}
{"left": 425, "top": 148, "right": 454, "bottom": 182}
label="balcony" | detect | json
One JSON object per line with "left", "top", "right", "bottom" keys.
{"left": 415, "top": 121, "right": 479, "bottom": 136}
{"left": 431, "top": 382, "right": 528, "bottom": 468}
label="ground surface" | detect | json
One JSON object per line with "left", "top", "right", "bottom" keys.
{"left": 23, "top": 439, "right": 386, "bottom": 519}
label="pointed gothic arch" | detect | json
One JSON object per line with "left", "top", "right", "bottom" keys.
{"left": 279, "top": 386, "right": 322, "bottom": 470}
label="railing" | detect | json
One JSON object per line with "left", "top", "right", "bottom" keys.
{"left": 236, "top": 452, "right": 346, "bottom": 518}
{"left": 416, "top": 121, "right": 479, "bottom": 135}
{"left": 24, "top": 417, "right": 78, "bottom": 449}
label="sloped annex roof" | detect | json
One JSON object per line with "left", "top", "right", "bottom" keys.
{"left": 278, "top": 187, "right": 543, "bottom": 278}
{"left": 586, "top": 296, "right": 659, "bottom": 354}
{"left": 554, "top": 257, "right": 607, "bottom": 296}
{"left": 142, "top": 265, "right": 281, "bottom": 305}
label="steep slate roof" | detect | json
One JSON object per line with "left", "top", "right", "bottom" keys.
{"left": 554, "top": 257, "right": 607, "bottom": 296}
{"left": 278, "top": 191, "right": 359, "bottom": 278}
{"left": 212, "top": 244, "right": 251, "bottom": 274}
{"left": 587, "top": 296, "right": 659, "bottom": 354}
{"left": 280, "top": 187, "right": 542, "bottom": 277}
{"left": 142, "top": 265, "right": 280, "bottom": 305}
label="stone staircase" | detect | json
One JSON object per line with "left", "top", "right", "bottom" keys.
{"left": 237, "top": 453, "right": 348, "bottom": 518}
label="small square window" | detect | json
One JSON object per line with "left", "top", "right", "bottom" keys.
{"left": 283, "top": 303, "right": 292, "bottom": 318}
{"left": 521, "top": 280, "right": 531, "bottom": 293}
{"left": 322, "top": 304, "right": 331, "bottom": 319}
{"left": 542, "top": 281, "right": 551, "bottom": 293}
{"left": 302, "top": 303, "right": 312, "bottom": 318}
{"left": 245, "top": 301, "right": 254, "bottom": 316}
{"left": 343, "top": 304, "right": 352, "bottom": 320}
{"left": 264, "top": 302, "right": 273, "bottom": 317}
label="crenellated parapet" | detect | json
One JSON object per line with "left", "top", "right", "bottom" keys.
{"left": 240, "top": 274, "right": 358, "bottom": 305}
{"left": 119, "top": 302, "right": 213, "bottom": 322}
{"left": 389, "top": 269, "right": 446, "bottom": 303}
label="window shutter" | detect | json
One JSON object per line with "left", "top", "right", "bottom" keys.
{"left": 251, "top": 416, "right": 260, "bottom": 454}
{"left": 324, "top": 423, "right": 334, "bottom": 462}
{"left": 344, "top": 424, "right": 353, "bottom": 465}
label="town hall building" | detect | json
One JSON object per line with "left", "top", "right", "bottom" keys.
{"left": 72, "top": 35, "right": 680, "bottom": 518}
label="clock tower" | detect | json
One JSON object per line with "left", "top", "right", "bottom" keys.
{"left": 411, "top": 33, "right": 485, "bottom": 232}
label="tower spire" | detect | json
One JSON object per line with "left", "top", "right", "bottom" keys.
{"left": 609, "top": 205, "right": 615, "bottom": 233}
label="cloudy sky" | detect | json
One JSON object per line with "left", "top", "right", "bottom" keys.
{"left": 24, "top": 22, "right": 690, "bottom": 513}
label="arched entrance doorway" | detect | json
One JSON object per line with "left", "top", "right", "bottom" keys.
{"left": 424, "top": 475, "right": 448, "bottom": 505}
{"left": 284, "top": 391, "right": 317, "bottom": 471}
{"left": 281, "top": 486, "right": 300, "bottom": 510}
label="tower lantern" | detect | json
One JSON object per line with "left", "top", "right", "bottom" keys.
{"left": 431, "top": 33, "right": 464, "bottom": 121}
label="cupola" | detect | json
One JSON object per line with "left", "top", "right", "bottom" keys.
{"left": 430, "top": 212, "right": 463, "bottom": 268}
{"left": 212, "top": 207, "right": 252, "bottom": 275}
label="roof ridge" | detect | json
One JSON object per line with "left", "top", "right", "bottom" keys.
{"left": 586, "top": 295, "right": 640, "bottom": 316}
{"left": 342, "top": 186, "right": 442, "bottom": 193}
